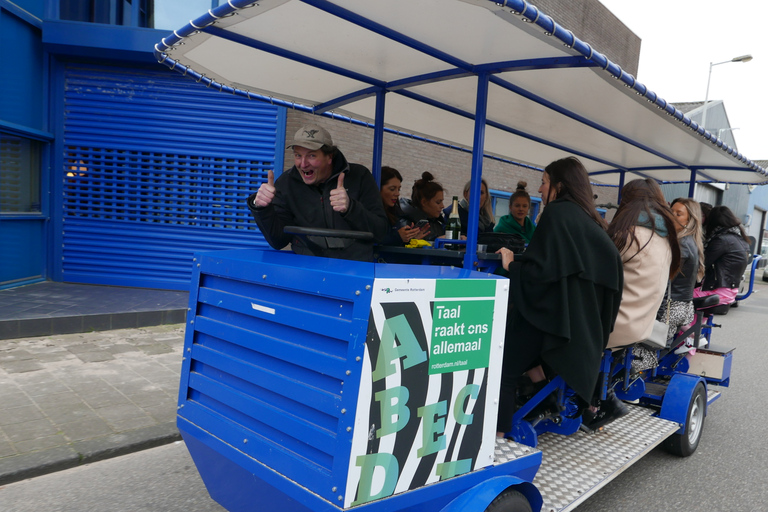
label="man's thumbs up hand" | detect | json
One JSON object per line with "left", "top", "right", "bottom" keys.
{"left": 330, "top": 172, "right": 349, "bottom": 213}
{"left": 253, "top": 170, "right": 276, "bottom": 207}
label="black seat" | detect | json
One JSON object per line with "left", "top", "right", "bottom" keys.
{"left": 693, "top": 294, "right": 720, "bottom": 310}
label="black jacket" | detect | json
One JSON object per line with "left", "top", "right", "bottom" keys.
{"left": 670, "top": 235, "right": 699, "bottom": 301}
{"left": 701, "top": 230, "right": 750, "bottom": 290}
{"left": 398, "top": 198, "right": 445, "bottom": 241}
{"left": 248, "top": 150, "right": 388, "bottom": 261}
{"left": 506, "top": 198, "right": 623, "bottom": 401}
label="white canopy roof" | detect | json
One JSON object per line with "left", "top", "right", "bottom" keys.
{"left": 155, "top": 0, "right": 767, "bottom": 186}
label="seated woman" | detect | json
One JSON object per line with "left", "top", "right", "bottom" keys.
{"left": 693, "top": 205, "right": 750, "bottom": 306}
{"left": 494, "top": 180, "right": 536, "bottom": 243}
{"left": 442, "top": 179, "right": 495, "bottom": 235}
{"left": 606, "top": 179, "right": 681, "bottom": 369}
{"left": 578, "top": 179, "right": 681, "bottom": 430}
{"left": 399, "top": 172, "right": 446, "bottom": 241}
{"left": 379, "top": 166, "right": 429, "bottom": 245}
{"left": 662, "top": 198, "right": 705, "bottom": 342}
{"left": 495, "top": 157, "right": 623, "bottom": 437}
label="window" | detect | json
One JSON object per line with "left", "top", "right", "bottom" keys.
{"left": 59, "top": 0, "right": 228, "bottom": 28}
{"left": 0, "top": 134, "right": 42, "bottom": 214}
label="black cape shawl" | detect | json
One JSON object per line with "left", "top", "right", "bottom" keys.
{"left": 507, "top": 198, "right": 624, "bottom": 400}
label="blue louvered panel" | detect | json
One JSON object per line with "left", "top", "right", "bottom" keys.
{"left": 60, "top": 63, "right": 282, "bottom": 289}
{"left": 178, "top": 251, "right": 375, "bottom": 504}
{"left": 61, "top": 217, "right": 267, "bottom": 289}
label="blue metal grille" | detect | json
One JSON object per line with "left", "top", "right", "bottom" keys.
{"left": 60, "top": 63, "right": 283, "bottom": 289}
{"left": 179, "top": 251, "right": 374, "bottom": 504}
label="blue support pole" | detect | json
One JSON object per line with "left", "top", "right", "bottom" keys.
{"left": 688, "top": 169, "right": 697, "bottom": 198}
{"left": 464, "top": 72, "right": 490, "bottom": 270}
{"left": 372, "top": 88, "right": 386, "bottom": 185}
{"left": 617, "top": 171, "right": 625, "bottom": 204}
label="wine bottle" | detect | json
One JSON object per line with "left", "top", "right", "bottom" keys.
{"left": 444, "top": 196, "right": 462, "bottom": 250}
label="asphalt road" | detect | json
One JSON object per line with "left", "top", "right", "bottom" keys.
{"left": 2, "top": 281, "right": 766, "bottom": 512}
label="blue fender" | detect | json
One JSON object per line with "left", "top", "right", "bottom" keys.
{"left": 659, "top": 373, "right": 706, "bottom": 435}
{"left": 440, "top": 476, "right": 542, "bottom": 512}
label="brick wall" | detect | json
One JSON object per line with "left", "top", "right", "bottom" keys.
{"left": 533, "top": 0, "right": 641, "bottom": 77}
{"left": 286, "top": 112, "right": 618, "bottom": 219}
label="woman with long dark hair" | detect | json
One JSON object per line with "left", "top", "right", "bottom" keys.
{"left": 379, "top": 166, "right": 429, "bottom": 245}
{"left": 398, "top": 171, "right": 446, "bottom": 241}
{"left": 606, "top": 178, "right": 681, "bottom": 349}
{"left": 693, "top": 205, "right": 750, "bottom": 306}
{"left": 495, "top": 157, "right": 623, "bottom": 437}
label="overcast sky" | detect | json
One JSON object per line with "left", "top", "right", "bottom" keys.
{"left": 596, "top": 0, "right": 767, "bottom": 161}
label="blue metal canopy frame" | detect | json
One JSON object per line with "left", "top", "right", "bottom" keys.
{"left": 153, "top": 0, "right": 768, "bottom": 269}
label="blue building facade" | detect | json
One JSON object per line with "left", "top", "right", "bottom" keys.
{"left": 1, "top": 0, "right": 284, "bottom": 290}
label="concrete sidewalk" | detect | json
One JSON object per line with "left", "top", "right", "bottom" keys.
{"left": 0, "top": 324, "right": 186, "bottom": 485}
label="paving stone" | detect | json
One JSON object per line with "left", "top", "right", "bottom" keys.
{"left": 3, "top": 418, "right": 58, "bottom": 443}
{"left": 0, "top": 360, "right": 44, "bottom": 373}
{"left": 65, "top": 343, "right": 101, "bottom": 354}
{"left": 19, "top": 379, "right": 71, "bottom": 397}
{"left": 105, "top": 344, "right": 140, "bottom": 355}
{"left": 126, "top": 389, "right": 174, "bottom": 408}
{"left": 39, "top": 402, "right": 97, "bottom": 424}
{"left": 144, "top": 404, "right": 178, "bottom": 423}
{"left": 0, "top": 405, "right": 45, "bottom": 426}
{"left": 95, "top": 403, "right": 148, "bottom": 423}
{"left": 0, "top": 439, "right": 16, "bottom": 458}
{"left": 0, "top": 391, "right": 33, "bottom": 409}
{"left": 58, "top": 417, "right": 114, "bottom": 442}
{"left": 31, "top": 391, "right": 84, "bottom": 407}
{"left": 74, "top": 351, "right": 116, "bottom": 363}
{"left": 80, "top": 391, "right": 131, "bottom": 409}
{"left": 106, "top": 416, "right": 157, "bottom": 432}
{"left": 14, "top": 434, "right": 68, "bottom": 453}
{"left": 136, "top": 343, "right": 174, "bottom": 355}
{"left": 0, "top": 350, "right": 35, "bottom": 362}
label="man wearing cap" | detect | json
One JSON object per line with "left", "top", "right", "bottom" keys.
{"left": 248, "top": 123, "right": 388, "bottom": 261}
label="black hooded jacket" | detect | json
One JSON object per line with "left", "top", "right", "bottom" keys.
{"left": 248, "top": 150, "right": 388, "bottom": 261}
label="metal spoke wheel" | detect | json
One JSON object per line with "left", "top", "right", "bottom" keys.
{"left": 663, "top": 382, "right": 706, "bottom": 457}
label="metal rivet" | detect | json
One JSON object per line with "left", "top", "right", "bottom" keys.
{"left": 197, "top": 263, "right": 200, "bottom": 267}
{"left": 355, "top": 290, "right": 360, "bottom": 296}
{"left": 332, "top": 487, "right": 337, "bottom": 492}
{"left": 341, "top": 409, "right": 346, "bottom": 414}
{"left": 243, "top": 439, "right": 248, "bottom": 443}
{"left": 365, "top": 285, "right": 371, "bottom": 290}
{"left": 338, "top": 496, "right": 343, "bottom": 501}
{"left": 190, "top": 320, "right": 194, "bottom": 324}
{"left": 356, "top": 356, "right": 361, "bottom": 362}
{"left": 346, "top": 427, "right": 352, "bottom": 432}
{"left": 262, "top": 274, "right": 267, "bottom": 279}
{"left": 182, "top": 357, "right": 186, "bottom": 361}
{"left": 187, "top": 348, "right": 191, "bottom": 352}
{"left": 192, "top": 258, "right": 196, "bottom": 261}
{"left": 346, "top": 370, "right": 351, "bottom": 375}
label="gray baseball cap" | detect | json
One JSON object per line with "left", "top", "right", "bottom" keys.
{"left": 287, "top": 124, "right": 334, "bottom": 150}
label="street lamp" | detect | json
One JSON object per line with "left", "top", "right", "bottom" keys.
{"left": 701, "top": 54, "right": 753, "bottom": 132}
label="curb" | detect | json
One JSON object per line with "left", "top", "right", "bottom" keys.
{"left": 0, "top": 422, "right": 181, "bottom": 486}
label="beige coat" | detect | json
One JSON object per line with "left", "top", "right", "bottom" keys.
{"left": 607, "top": 226, "right": 672, "bottom": 348}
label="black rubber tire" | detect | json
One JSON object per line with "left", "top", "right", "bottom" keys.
{"left": 485, "top": 488, "right": 533, "bottom": 512}
{"left": 663, "top": 382, "right": 706, "bottom": 457}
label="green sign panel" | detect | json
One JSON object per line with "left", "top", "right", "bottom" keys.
{"left": 429, "top": 298, "right": 494, "bottom": 374}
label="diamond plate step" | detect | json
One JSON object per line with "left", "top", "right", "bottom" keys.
{"left": 534, "top": 405, "right": 679, "bottom": 512}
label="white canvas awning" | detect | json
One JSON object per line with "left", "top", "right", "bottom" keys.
{"left": 155, "top": 0, "right": 767, "bottom": 186}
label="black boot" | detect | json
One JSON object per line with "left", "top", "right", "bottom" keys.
{"left": 581, "top": 391, "right": 629, "bottom": 432}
